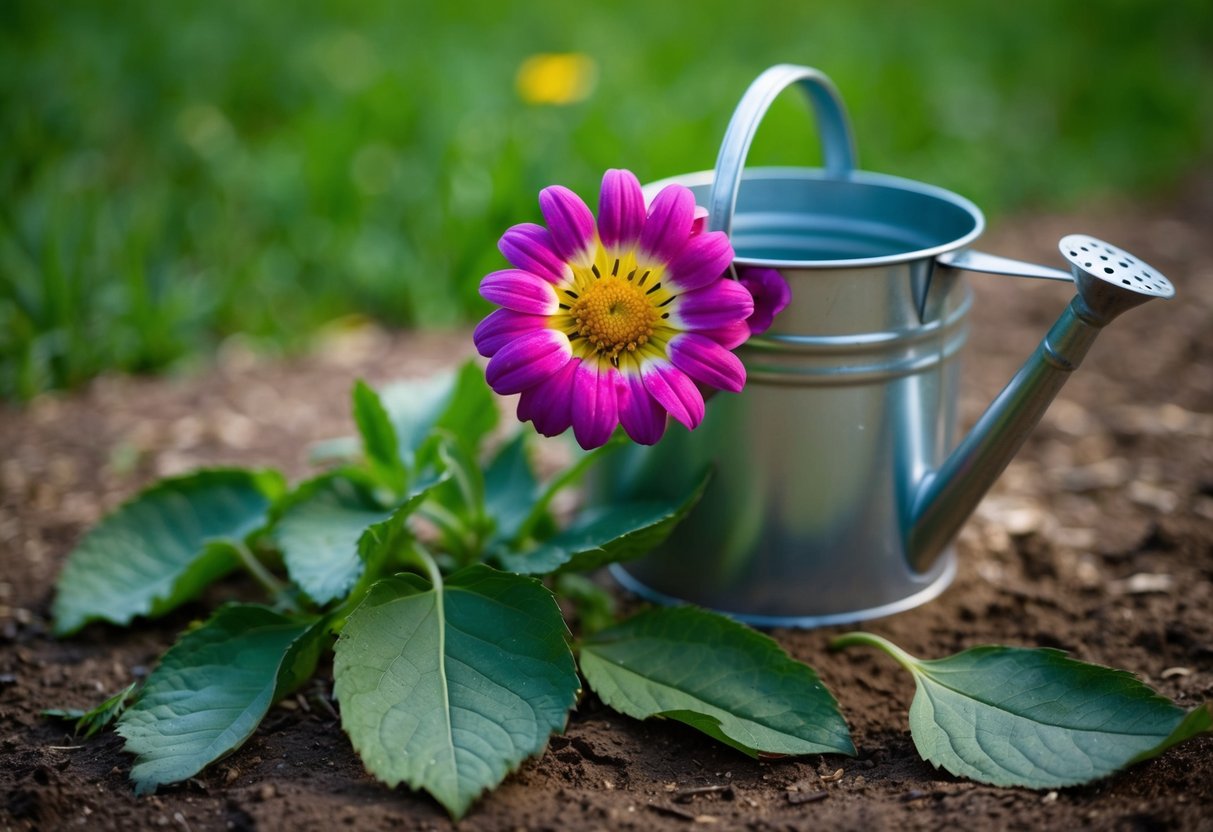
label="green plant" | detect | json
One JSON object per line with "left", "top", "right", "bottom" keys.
{"left": 47, "top": 363, "right": 1211, "bottom": 818}
{"left": 48, "top": 363, "right": 853, "bottom": 818}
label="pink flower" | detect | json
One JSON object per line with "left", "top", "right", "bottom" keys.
{"left": 685, "top": 210, "right": 791, "bottom": 338}
{"left": 474, "top": 169, "right": 754, "bottom": 449}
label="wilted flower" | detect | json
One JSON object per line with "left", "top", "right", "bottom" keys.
{"left": 474, "top": 169, "right": 755, "bottom": 449}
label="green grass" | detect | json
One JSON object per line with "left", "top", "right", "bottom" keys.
{"left": 2, "top": 0, "right": 1211, "bottom": 398}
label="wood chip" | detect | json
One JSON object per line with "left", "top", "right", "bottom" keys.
{"left": 819, "top": 767, "right": 844, "bottom": 782}
{"left": 1059, "top": 458, "right": 1130, "bottom": 492}
{"left": 1161, "top": 667, "right": 1192, "bottom": 679}
{"left": 673, "top": 784, "right": 733, "bottom": 803}
{"left": 647, "top": 803, "right": 697, "bottom": 822}
{"left": 1115, "top": 573, "right": 1174, "bottom": 595}
{"left": 1128, "top": 482, "right": 1179, "bottom": 514}
{"left": 787, "top": 789, "right": 829, "bottom": 805}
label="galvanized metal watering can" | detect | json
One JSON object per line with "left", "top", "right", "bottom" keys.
{"left": 605, "top": 64, "right": 1175, "bottom": 627}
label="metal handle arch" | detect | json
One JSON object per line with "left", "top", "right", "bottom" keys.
{"left": 708, "top": 64, "right": 857, "bottom": 237}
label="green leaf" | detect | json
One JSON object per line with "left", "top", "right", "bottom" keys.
{"left": 510, "top": 434, "right": 625, "bottom": 545}
{"left": 116, "top": 604, "right": 327, "bottom": 794}
{"left": 379, "top": 362, "right": 497, "bottom": 463}
{"left": 273, "top": 477, "right": 390, "bottom": 606}
{"left": 833, "top": 633, "right": 1213, "bottom": 789}
{"left": 275, "top": 471, "right": 446, "bottom": 606}
{"left": 53, "top": 468, "right": 285, "bottom": 635}
{"left": 482, "top": 433, "right": 538, "bottom": 543}
{"left": 580, "top": 606, "right": 854, "bottom": 758}
{"left": 333, "top": 564, "right": 580, "bottom": 819}
{"left": 494, "top": 472, "right": 709, "bottom": 576}
{"left": 352, "top": 379, "right": 406, "bottom": 493}
{"left": 1129, "top": 703, "right": 1213, "bottom": 764}
{"left": 44, "top": 682, "right": 138, "bottom": 739}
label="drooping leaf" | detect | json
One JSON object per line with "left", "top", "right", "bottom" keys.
{"left": 333, "top": 565, "right": 579, "bottom": 819}
{"left": 494, "top": 472, "right": 709, "bottom": 576}
{"left": 508, "top": 434, "right": 624, "bottom": 546}
{"left": 116, "top": 605, "right": 327, "bottom": 794}
{"left": 580, "top": 606, "right": 854, "bottom": 757}
{"left": 273, "top": 477, "right": 390, "bottom": 606}
{"left": 352, "top": 379, "right": 407, "bottom": 493}
{"left": 482, "top": 433, "right": 538, "bottom": 544}
{"left": 833, "top": 632, "right": 1213, "bottom": 789}
{"left": 379, "top": 362, "right": 497, "bottom": 464}
{"left": 274, "top": 471, "right": 446, "bottom": 606}
{"left": 53, "top": 469, "right": 285, "bottom": 635}
{"left": 44, "top": 682, "right": 138, "bottom": 738}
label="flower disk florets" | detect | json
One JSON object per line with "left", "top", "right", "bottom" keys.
{"left": 568, "top": 271, "right": 658, "bottom": 361}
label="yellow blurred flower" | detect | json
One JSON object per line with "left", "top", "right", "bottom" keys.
{"left": 515, "top": 53, "right": 598, "bottom": 106}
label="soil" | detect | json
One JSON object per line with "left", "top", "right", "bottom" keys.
{"left": 3, "top": 178, "right": 1212, "bottom": 832}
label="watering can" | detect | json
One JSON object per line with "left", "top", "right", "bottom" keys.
{"left": 605, "top": 64, "right": 1175, "bottom": 628}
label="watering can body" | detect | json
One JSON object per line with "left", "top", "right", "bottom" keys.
{"left": 607, "top": 169, "right": 973, "bottom": 626}
{"left": 606, "top": 65, "right": 1174, "bottom": 627}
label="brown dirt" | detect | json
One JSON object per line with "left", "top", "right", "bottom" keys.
{"left": 2, "top": 179, "right": 1212, "bottom": 831}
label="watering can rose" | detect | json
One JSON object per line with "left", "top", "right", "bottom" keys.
{"left": 475, "top": 168, "right": 783, "bottom": 449}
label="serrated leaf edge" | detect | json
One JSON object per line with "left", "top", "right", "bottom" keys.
{"left": 117, "top": 605, "right": 325, "bottom": 794}
{"left": 53, "top": 467, "right": 284, "bottom": 635}
{"left": 334, "top": 567, "right": 579, "bottom": 819}
{"left": 582, "top": 606, "right": 855, "bottom": 757}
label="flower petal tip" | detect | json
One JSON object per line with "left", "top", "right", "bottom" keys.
{"left": 598, "top": 169, "right": 645, "bottom": 251}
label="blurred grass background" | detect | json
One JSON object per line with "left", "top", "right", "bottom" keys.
{"left": 2, "top": 0, "right": 1211, "bottom": 399}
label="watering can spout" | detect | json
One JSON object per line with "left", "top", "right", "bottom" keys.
{"left": 907, "top": 235, "right": 1175, "bottom": 573}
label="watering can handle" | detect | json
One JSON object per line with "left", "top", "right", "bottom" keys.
{"left": 708, "top": 64, "right": 858, "bottom": 238}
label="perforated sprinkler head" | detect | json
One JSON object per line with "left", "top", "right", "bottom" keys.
{"left": 1059, "top": 234, "right": 1175, "bottom": 325}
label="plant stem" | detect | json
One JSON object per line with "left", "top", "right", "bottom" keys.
{"left": 830, "top": 631, "right": 921, "bottom": 673}
{"left": 406, "top": 542, "right": 444, "bottom": 590}
{"left": 232, "top": 541, "right": 292, "bottom": 607}
{"left": 417, "top": 503, "right": 474, "bottom": 565}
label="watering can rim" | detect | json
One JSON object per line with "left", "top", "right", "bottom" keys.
{"left": 642, "top": 166, "right": 986, "bottom": 270}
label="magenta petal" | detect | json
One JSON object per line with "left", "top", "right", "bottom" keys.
{"left": 672, "top": 278, "right": 754, "bottom": 330}
{"left": 739, "top": 267, "right": 792, "bottom": 335}
{"left": 690, "top": 205, "right": 709, "bottom": 237}
{"left": 479, "top": 269, "right": 560, "bottom": 314}
{"left": 666, "top": 231, "right": 734, "bottom": 292}
{"left": 485, "top": 329, "right": 572, "bottom": 395}
{"left": 616, "top": 372, "right": 667, "bottom": 445}
{"left": 516, "top": 384, "right": 537, "bottom": 424}
{"left": 518, "top": 358, "right": 576, "bottom": 437}
{"left": 641, "top": 359, "right": 705, "bottom": 430}
{"left": 571, "top": 361, "right": 619, "bottom": 450}
{"left": 668, "top": 332, "right": 746, "bottom": 393}
{"left": 598, "top": 169, "right": 645, "bottom": 251}
{"left": 498, "top": 223, "right": 570, "bottom": 284}
{"left": 539, "top": 186, "right": 595, "bottom": 265}
{"left": 473, "top": 308, "right": 548, "bottom": 357}
{"left": 640, "top": 184, "right": 695, "bottom": 264}
{"left": 696, "top": 319, "right": 751, "bottom": 350}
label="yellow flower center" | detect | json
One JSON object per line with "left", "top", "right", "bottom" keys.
{"left": 570, "top": 275, "right": 658, "bottom": 361}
